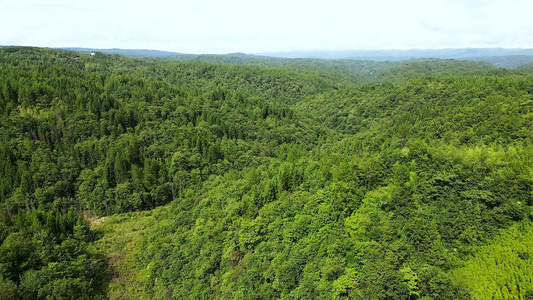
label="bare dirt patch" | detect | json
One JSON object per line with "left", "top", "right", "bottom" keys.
{"left": 83, "top": 211, "right": 107, "bottom": 228}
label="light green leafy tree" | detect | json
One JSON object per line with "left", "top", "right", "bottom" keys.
{"left": 400, "top": 266, "right": 419, "bottom": 300}
{"left": 332, "top": 268, "right": 361, "bottom": 300}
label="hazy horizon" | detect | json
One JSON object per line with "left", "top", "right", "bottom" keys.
{"left": 2, "top": 0, "right": 532, "bottom": 54}
{"left": 2, "top": 45, "right": 533, "bottom": 57}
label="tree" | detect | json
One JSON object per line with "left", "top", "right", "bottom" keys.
{"left": 400, "top": 266, "right": 419, "bottom": 300}
{"left": 332, "top": 268, "right": 361, "bottom": 300}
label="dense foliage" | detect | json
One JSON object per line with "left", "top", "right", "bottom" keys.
{"left": 1, "top": 47, "right": 533, "bottom": 299}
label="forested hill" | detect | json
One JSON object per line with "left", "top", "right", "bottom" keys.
{"left": 1, "top": 47, "right": 533, "bottom": 299}
{"left": 51, "top": 46, "right": 533, "bottom": 68}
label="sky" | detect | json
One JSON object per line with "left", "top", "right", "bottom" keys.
{"left": 2, "top": 0, "right": 532, "bottom": 54}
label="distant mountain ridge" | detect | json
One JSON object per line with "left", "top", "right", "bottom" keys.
{"left": 259, "top": 48, "right": 533, "bottom": 60}
{"left": 58, "top": 48, "right": 273, "bottom": 59}
{"left": 6, "top": 46, "right": 533, "bottom": 68}
{"left": 464, "top": 55, "right": 533, "bottom": 68}
{"left": 258, "top": 48, "right": 533, "bottom": 68}
{"left": 59, "top": 47, "right": 186, "bottom": 57}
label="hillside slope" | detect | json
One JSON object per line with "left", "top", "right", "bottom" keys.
{"left": 1, "top": 47, "right": 533, "bottom": 299}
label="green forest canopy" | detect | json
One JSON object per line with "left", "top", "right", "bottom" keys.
{"left": 1, "top": 46, "right": 533, "bottom": 299}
